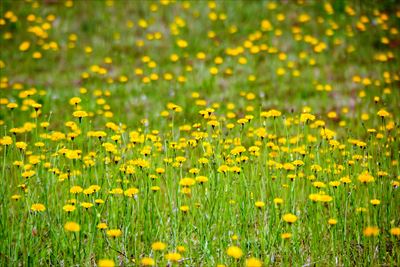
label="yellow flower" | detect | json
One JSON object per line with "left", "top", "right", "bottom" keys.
{"left": 273, "top": 198, "right": 283, "bottom": 205}
{"left": 195, "top": 176, "right": 208, "bottom": 184}
{"left": 282, "top": 213, "right": 298, "bottom": 223}
{"left": 281, "top": 232, "right": 292, "bottom": 239}
{"left": 328, "top": 219, "right": 337, "bottom": 225}
{"left": 176, "top": 39, "right": 188, "bottom": 48}
{"left": 370, "top": 199, "right": 381, "bottom": 206}
{"left": 0, "top": 136, "right": 13, "bottom": 145}
{"left": 95, "top": 199, "right": 105, "bottom": 205}
{"left": 358, "top": 172, "right": 374, "bottom": 184}
{"left": 245, "top": 257, "right": 263, "bottom": 267}
{"left": 165, "top": 252, "right": 182, "bottom": 262}
{"left": 80, "top": 202, "right": 94, "bottom": 209}
{"left": 180, "top": 205, "right": 189, "bottom": 213}
{"left": 106, "top": 229, "right": 122, "bottom": 238}
{"left": 151, "top": 241, "right": 166, "bottom": 251}
{"left": 300, "top": 113, "right": 315, "bottom": 123}
{"left": 261, "top": 109, "right": 281, "bottom": 118}
{"left": 156, "top": 167, "right": 165, "bottom": 174}
{"left": 329, "top": 181, "right": 341, "bottom": 187}
{"left": 151, "top": 186, "right": 160, "bottom": 192}
{"left": 363, "top": 226, "right": 379, "bottom": 237}
{"left": 40, "top": 122, "right": 50, "bottom": 129}
{"left": 11, "top": 195, "right": 21, "bottom": 201}
{"left": 180, "top": 187, "right": 191, "bottom": 196}
{"left": 16, "top": 142, "right": 28, "bottom": 150}
{"left": 175, "top": 156, "right": 186, "bottom": 163}
{"left": 72, "top": 110, "right": 88, "bottom": 118}
{"left": 109, "top": 188, "right": 123, "bottom": 195}
{"left": 98, "top": 259, "right": 115, "bottom": 267}
{"left": 312, "top": 181, "right": 326, "bottom": 188}
{"left": 209, "top": 66, "right": 218, "bottom": 75}
{"left": 177, "top": 245, "right": 185, "bottom": 252}
{"left": 377, "top": 109, "right": 390, "bottom": 118}
{"left": 31, "top": 103, "right": 42, "bottom": 110}
{"left": 70, "top": 186, "right": 83, "bottom": 194}
{"left": 69, "top": 97, "right": 81, "bottom": 105}
{"left": 7, "top": 102, "right": 18, "bottom": 109}
{"left": 207, "top": 120, "right": 219, "bottom": 128}
{"left": 226, "top": 246, "right": 243, "bottom": 259}
{"left": 124, "top": 187, "right": 139, "bottom": 197}
{"left": 97, "top": 223, "right": 108, "bottom": 230}
{"left": 319, "top": 194, "right": 333, "bottom": 202}
{"left": 63, "top": 204, "right": 76, "bottom": 213}
{"left": 179, "top": 178, "right": 196, "bottom": 187}
{"left": 390, "top": 227, "right": 400, "bottom": 236}
{"left": 22, "top": 170, "right": 36, "bottom": 178}
{"left": 64, "top": 221, "right": 80, "bottom": 232}
{"left": 19, "top": 41, "right": 31, "bottom": 51}
{"left": 255, "top": 201, "right": 265, "bottom": 208}
{"left": 31, "top": 203, "right": 46, "bottom": 212}
{"left": 141, "top": 257, "right": 155, "bottom": 266}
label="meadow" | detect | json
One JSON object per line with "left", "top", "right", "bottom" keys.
{"left": 0, "top": 0, "right": 399, "bottom": 266}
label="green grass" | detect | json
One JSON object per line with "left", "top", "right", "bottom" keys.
{"left": 0, "top": 0, "right": 399, "bottom": 266}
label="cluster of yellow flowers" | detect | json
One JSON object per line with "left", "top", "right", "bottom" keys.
{"left": 1, "top": 0, "right": 399, "bottom": 266}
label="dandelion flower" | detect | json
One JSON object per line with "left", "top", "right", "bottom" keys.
{"left": 179, "top": 178, "right": 196, "bottom": 187}
{"left": 19, "top": 41, "right": 30, "bottom": 51}
{"left": 151, "top": 241, "right": 166, "bottom": 251}
{"left": 226, "top": 246, "right": 243, "bottom": 259}
{"left": 11, "top": 195, "right": 21, "bottom": 201}
{"left": 328, "top": 219, "right": 337, "bottom": 225}
{"left": 363, "top": 226, "right": 379, "bottom": 237}
{"left": 141, "top": 257, "right": 155, "bottom": 266}
{"left": 31, "top": 203, "right": 46, "bottom": 212}
{"left": 80, "top": 202, "right": 94, "bottom": 209}
{"left": 95, "top": 199, "right": 105, "bottom": 205}
{"left": 370, "top": 199, "right": 381, "bottom": 206}
{"left": 180, "top": 205, "right": 189, "bottom": 213}
{"left": 98, "top": 259, "right": 115, "bottom": 267}
{"left": 64, "top": 221, "right": 80, "bottom": 232}
{"left": 63, "top": 204, "right": 76, "bottom": 213}
{"left": 106, "top": 229, "right": 122, "bottom": 238}
{"left": 165, "top": 252, "right": 181, "bottom": 262}
{"left": 273, "top": 198, "right": 283, "bottom": 205}
{"left": 377, "top": 109, "right": 390, "bottom": 118}
{"left": 245, "top": 257, "right": 263, "bottom": 267}
{"left": 151, "top": 186, "right": 160, "bottom": 192}
{"left": 124, "top": 187, "right": 139, "bottom": 197}
{"left": 358, "top": 172, "right": 374, "bottom": 184}
{"left": 209, "top": 67, "right": 218, "bottom": 75}
{"left": 69, "top": 97, "right": 81, "bottom": 106}
{"left": 255, "top": 201, "right": 265, "bottom": 208}
{"left": 70, "top": 186, "right": 83, "bottom": 194}
{"left": 97, "top": 223, "right": 108, "bottom": 230}
{"left": 390, "top": 227, "right": 400, "bottom": 236}
{"left": 281, "top": 233, "right": 292, "bottom": 239}
{"left": 196, "top": 176, "right": 208, "bottom": 184}
{"left": 72, "top": 110, "right": 88, "bottom": 122}
{"left": 282, "top": 213, "right": 298, "bottom": 224}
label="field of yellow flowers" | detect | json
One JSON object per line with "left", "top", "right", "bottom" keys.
{"left": 1, "top": 0, "right": 399, "bottom": 266}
